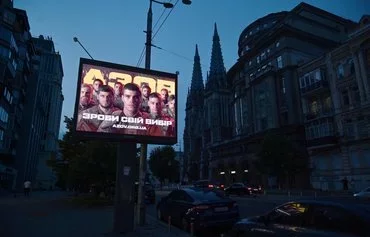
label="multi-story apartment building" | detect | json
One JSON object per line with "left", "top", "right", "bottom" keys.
{"left": 32, "top": 35, "right": 64, "bottom": 190}
{"left": 184, "top": 2, "right": 360, "bottom": 188}
{"left": 299, "top": 15, "right": 370, "bottom": 191}
{"left": 0, "top": 0, "right": 34, "bottom": 190}
{"left": 0, "top": 1, "right": 64, "bottom": 191}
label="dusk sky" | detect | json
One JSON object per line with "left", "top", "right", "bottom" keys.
{"left": 14, "top": 0, "right": 370, "bottom": 151}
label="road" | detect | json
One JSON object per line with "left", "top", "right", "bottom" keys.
{"left": 1, "top": 190, "right": 368, "bottom": 237}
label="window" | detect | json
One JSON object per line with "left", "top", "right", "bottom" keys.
{"left": 281, "top": 77, "right": 286, "bottom": 94}
{"left": 315, "top": 70, "right": 321, "bottom": 81}
{"left": 277, "top": 56, "right": 283, "bottom": 68}
{"left": 342, "top": 91, "right": 349, "bottom": 106}
{"left": 0, "top": 106, "right": 9, "bottom": 123}
{"left": 0, "top": 45, "right": 11, "bottom": 60}
{"left": 3, "top": 10, "right": 16, "bottom": 25}
{"left": 337, "top": 64, "right": 344, "bottom": 79}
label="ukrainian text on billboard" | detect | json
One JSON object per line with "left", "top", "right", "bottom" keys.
{"left": 74, "top": 59, "right": 177, "bottom": 144}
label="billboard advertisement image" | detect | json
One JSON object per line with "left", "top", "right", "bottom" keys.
{"left": 73, "top": 58, "right": 177, "bottom": 145}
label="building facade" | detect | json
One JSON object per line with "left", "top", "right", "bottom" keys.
{"left": 32, "top": 35, "right": 64, "bottom": 190}
{"left": 299, "top": 15, "right": 370, "bottom": 191}
{"left": 0, "top": 1, "right": 34, "bottom": 190}
{"left": 184, "top": 2, "right": 363, "bottom": 189}
{"left": 0, "top": 1, "right": 64, "bottom": 191}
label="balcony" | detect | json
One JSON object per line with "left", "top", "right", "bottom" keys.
{"left": 304, "top": 108, "right": 333, "bottom": 121}
{"left": 249, "top": 65, "right": 276, "bottom": 83}
{"left": 306, "top": 136, "right": 338, "bottom": 148}
{"left": 300, "top": 80, "right": 329, "bottom": 95}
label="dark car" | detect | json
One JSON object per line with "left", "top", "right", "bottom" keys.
{"left": 224, "top": 183, "right": 255, "bottom": 196}
{"left": 157, "top": 188, "right": 239, "bottom": 233}
{"left": 194, "top": 180, "right": 225, "bottom": 190}
{"left": 227, "top": 200, "right": 370, "bottom": 237}
{"left": 249, "top": 184, "right": 264, "bottom": 194}
{"left": 134, "top": 182, "right": 155, "bottom": 204}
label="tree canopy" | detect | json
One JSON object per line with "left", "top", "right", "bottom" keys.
{"left": 148, "top": 146, "right": 179, "bottom": 184}
{"left": 48, "top": 116, "right": 117, "bottom": 192}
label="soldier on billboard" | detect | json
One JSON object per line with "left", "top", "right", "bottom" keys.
{"left": 98, "top": 83, "right": 148, "bottom": 135}
{"left": 92, "top": 78, "right": 104, "bottom": 104}
{"left": 77, "top": 85, "right": 118, "bottom": 132}
{"left": 113, "top": 81, "right": 124, "bottom": 109}
{"left": 160, "top": 88, "right": 169, "bottom": 106}
{"left": 162, "top": 94, "right": 175, "bottom": 120}
{"left": 140, "top": 84, "right": 151, "bottom": 113}
{"left": 78, "top": 83, "right": 95, "bottom": 112}
{"left": 146, "top": 92, "right": 174, "bottom": 137}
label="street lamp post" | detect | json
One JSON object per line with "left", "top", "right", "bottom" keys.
{"left": 137, "top": 0, "right": 191, "bottom": 226}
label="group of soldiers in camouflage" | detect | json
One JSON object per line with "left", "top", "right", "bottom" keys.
{"left": 77, "top": 78, "right": 175, "bottom": 137}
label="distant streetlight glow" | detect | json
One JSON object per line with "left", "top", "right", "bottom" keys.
{"left": 244, "top": 169, "right": 249, "bottom": 173}
{"left": 220, "top": 171, "right": 225, "bottom": 175}
{"left": 231, "top": 171, "right": 236, "bottom": 174}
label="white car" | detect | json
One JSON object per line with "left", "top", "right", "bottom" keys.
{"left": 353, "top": 187, "right": 370, "bottom": 199}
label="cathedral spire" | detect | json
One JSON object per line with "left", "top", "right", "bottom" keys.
{"left": 207, "top": 23, "right": 226, "bottom": 90}
{"left": 190, "top": 44, "right": 204, "bottom": 92}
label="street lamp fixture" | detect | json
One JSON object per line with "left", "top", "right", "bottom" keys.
{"left": 72, "top": 36, "right": 94, "bottom": 60}
{"left": 182, "top": 0, "right": 192, "bottom": 5}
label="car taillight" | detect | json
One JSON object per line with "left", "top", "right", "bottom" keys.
{"left": 208, "top": 184, "right": 214, "bottom": 188}
{"left": 221, "top": 184, "right": 224, "bottom": 188}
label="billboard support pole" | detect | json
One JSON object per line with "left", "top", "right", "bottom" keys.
{"left": 137, "top": 0, "right": 153, "bottom": 226}
{"left": 113, "top": 142, "right": 136, "bottom": 233}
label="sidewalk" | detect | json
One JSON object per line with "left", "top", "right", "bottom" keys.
{"left": 0, "top": 191, "right": 189, "bottom": 237}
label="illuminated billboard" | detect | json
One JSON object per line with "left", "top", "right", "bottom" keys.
{"left": 73, "top": 58, "right": 177, "bottom": 145}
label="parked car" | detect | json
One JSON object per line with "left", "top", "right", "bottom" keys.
{"left": 354, "top": 187, "right": 370, "bottom": 200}
{"left": 226, "top": 200, "right": 370, "bottom": 237}
{"left": 224, "top": 183, "right": 255, "bottom": 196}
{"left": 134, "top": 182, "right": 155, "bottom": 204}
{"left": 193, "top": 180, "right": 225, "bottom": 191}
{"left": 250, "top": 184, "right": 264, "bottom": 194}
{"left": 157, "top": 188, "right": 239, "bottom": 233}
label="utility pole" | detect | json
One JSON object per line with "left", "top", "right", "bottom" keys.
{"left": 137, "top": 0, "right": 153, "bottom": 226}
{"left": 137, "top": 0, "right": 191, "bottom": 226}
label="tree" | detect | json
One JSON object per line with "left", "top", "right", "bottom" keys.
{"left": 254, "top": 133, "right": 306, "bottom": 189}
{"left": 48, "top": 116, "right": 117, "bottom": 194}
{"left": 148, "top": 146, "right": 179, "bottom": 186}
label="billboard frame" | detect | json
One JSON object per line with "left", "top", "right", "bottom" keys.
{"left": 72, "top": 58, "right": 178, "bottom": 145}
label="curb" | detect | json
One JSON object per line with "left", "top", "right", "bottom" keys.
{"left": 146, "top": 214, "right": 189, "bottom": 237}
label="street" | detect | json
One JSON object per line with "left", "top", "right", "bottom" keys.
{"left": 1, "top": 190, "right": 369, "bottom": 237}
